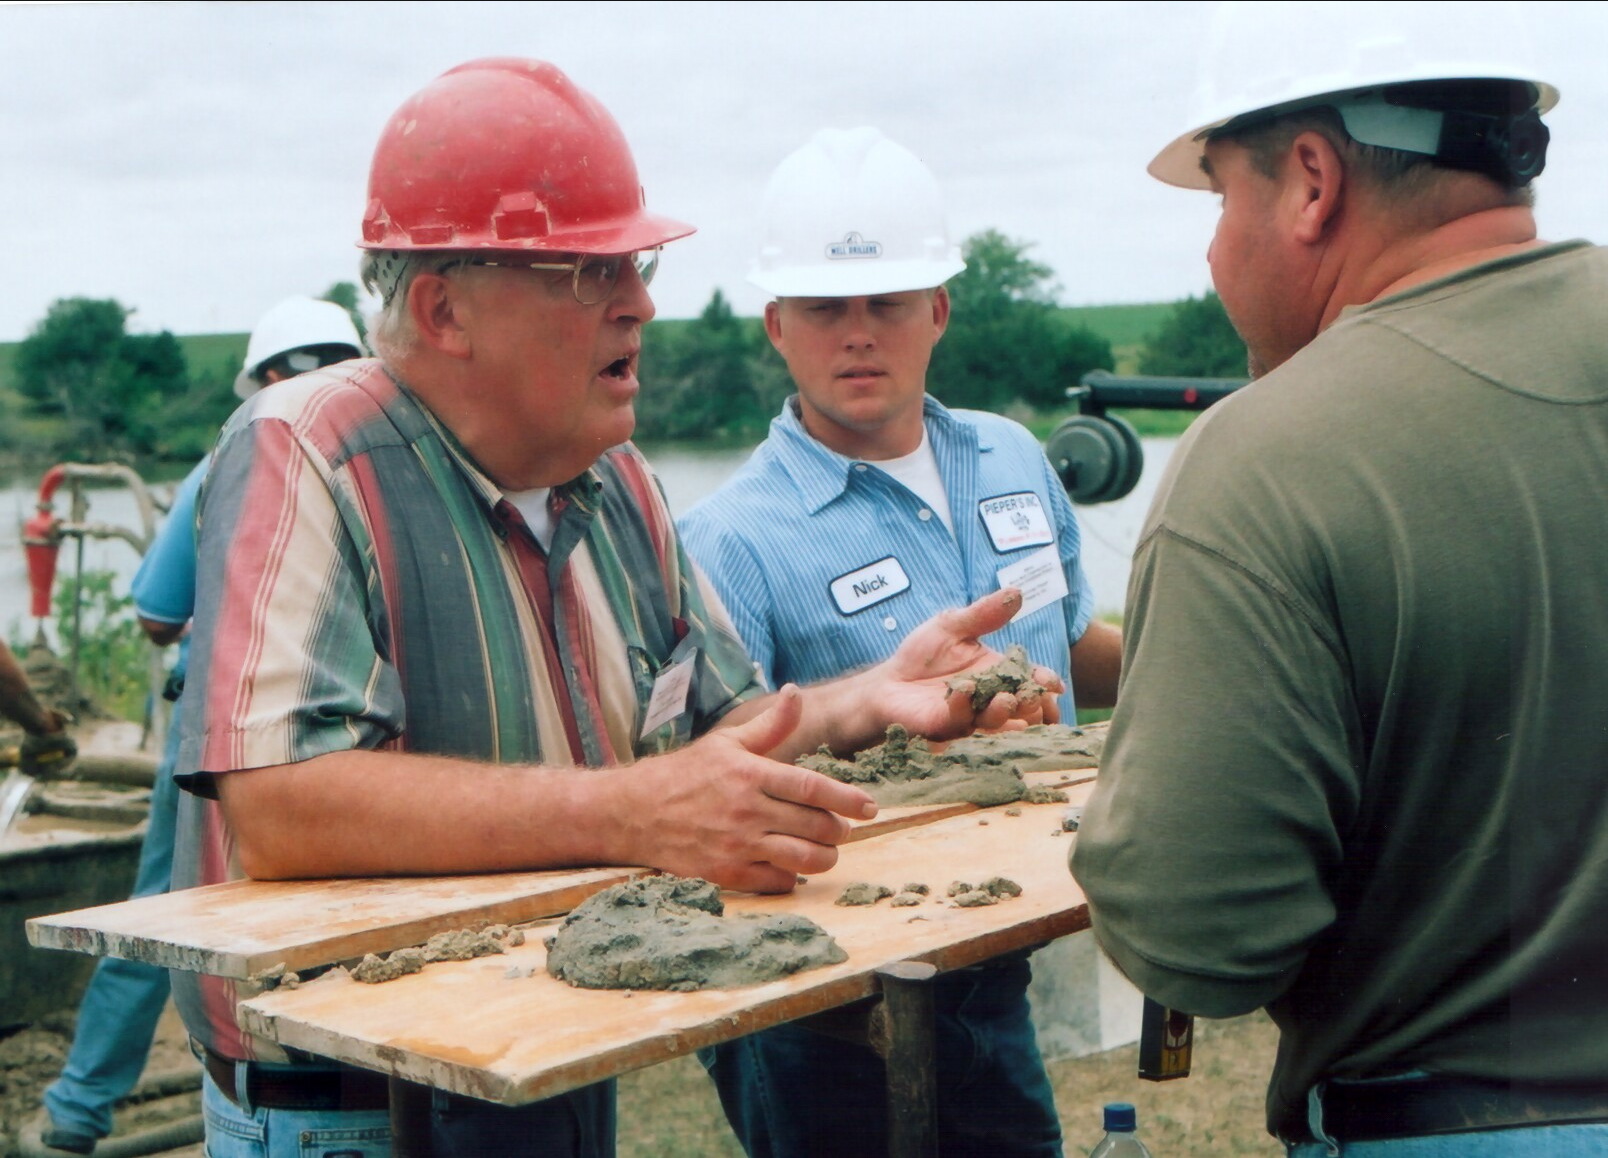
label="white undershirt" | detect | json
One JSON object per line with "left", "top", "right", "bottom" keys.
{"left": 867, "top": 431, "right": 955, "bottom": 533}
{"left": 505, "top": 487, "right": 556, "bottom": 550}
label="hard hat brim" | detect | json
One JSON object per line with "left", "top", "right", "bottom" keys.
{"left": 749, "top": 257, "right": 965, "bottom": 299}
{"left": 1150, "top": 77, "right": 1561, "bottom": 192}
{"left": 538, "top": 211, "right": 697, "bottom": 255}
{"left": 358, "top": 211, "right": 697, "bottom": 255}
{"left": 1149, "top": 126, "right": 1223, "bottom": 191}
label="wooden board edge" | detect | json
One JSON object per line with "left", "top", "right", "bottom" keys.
{"left": 845, "top": 801, "right": 975, "bottom": 841}
{"left": 240, "top": 904, "right": 1092, "bottom": 1106}
{"left": 246, "top": 869, "right": 652, "bottom": 977}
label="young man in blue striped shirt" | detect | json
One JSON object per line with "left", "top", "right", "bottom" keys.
{"left": 679, "top": 126, "right": 1121, "bottom": 1158}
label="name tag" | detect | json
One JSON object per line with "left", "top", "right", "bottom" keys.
{"left": 640, "top": 652, "right": 696, "bottom": 739}
{"left": 978, "top": 492, "right": 1055, "bottom": 553}
{"left": 829, "top": 556, "right": 911, "bottom": 616}
{"left": 996, "top": 543, "right": 1070, "bottom": 620}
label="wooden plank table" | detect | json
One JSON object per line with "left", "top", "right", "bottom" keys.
{"left": 28, "top": 771, "right": 1097, "bottom": 1151}
{"left": 235, "top": 784, "right": 1094, "bottom": 1106}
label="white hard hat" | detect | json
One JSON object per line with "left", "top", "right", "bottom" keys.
{"left": 235, "top": 297, "right": 364, "bottom": 399}
{"left": 1151, "top": 1, "right": 1559, "bottom": 189}
{"left": 750, "top": 127, "right": 965, "bottom": 297}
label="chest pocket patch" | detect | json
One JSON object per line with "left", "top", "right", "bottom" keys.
{"left": 829, "top": 556, "right": 911, "bottom": 616}
{"left": 978, "top": 492, "right": 1054, "bottom": 553}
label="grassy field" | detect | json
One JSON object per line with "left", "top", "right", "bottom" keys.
{"left": 615, "top": 1011, "right": 1282, "bottom": 1156}
{"left": 1058, "top": 302, "right": 1174, "bottom": 351}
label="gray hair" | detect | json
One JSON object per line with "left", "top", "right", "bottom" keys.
{"left": 359, "top": 250, "right": 456, "bottom": 362}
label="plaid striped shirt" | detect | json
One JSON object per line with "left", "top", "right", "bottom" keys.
{"left": 171, "top": 358, "right": 762, "bottom": 1060}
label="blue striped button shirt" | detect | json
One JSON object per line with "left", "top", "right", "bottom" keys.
{"left": 679, "top": 396, "right": 1097, "bottom": 719}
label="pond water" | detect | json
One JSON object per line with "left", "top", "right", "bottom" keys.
{"left": 0, "top": 438, "right": 1176, "bottom": 637}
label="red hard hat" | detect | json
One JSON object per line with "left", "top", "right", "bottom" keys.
{"left": 360, "top": 58, "right": 694, "bottom": 254}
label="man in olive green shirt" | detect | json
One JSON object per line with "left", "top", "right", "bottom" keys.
{"left": 1073, "top": 14, "right": 1608, "bottom": 1153}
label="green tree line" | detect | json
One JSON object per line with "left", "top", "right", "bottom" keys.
{"left": 1, "top": 238, "right": 1245, "bottom": 464}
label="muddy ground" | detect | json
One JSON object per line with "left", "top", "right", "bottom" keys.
{"left": 0, "top": 1004, "right": 201, "bottom": 1158}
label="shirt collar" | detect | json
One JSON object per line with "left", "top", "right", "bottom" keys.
{"left": 382, "top": 365, "right": 605, "bottom": 517}
{"left": 768, "top": 394, "right": 987, "bottom": 515}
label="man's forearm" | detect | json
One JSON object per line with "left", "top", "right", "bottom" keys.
{"left": 138, "top": 615, "right": 187, "bottom": 648}
{"left": 0, "top": 646, "right": 57, "bottom": 736}
{"left": 214, "top": 749, "right": 638, "bottom": 879}
{"left": 717, "top": 673, "right": 885, "bottom": 764}
{"left": 1071, "top": 619, "right": 1123, "bottom": 710}
{"left": 212, "top": 710, "right": 876, "bottom": 893}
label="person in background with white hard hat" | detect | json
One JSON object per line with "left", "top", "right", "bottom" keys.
{"left": 680, "top": 126, "right": 1121, "bottom": 1158}
{"left": 26, "top": 298, "right": 360, "bottom": 1158}
{"left": 231, "top": 295, "right": 367, "bottom": 402}
{"left": 170, "top": 62, "right": 1063, "bottom": 1158}
{"left": 1072, "top": 3, "right": 1608, "bottom": 1153}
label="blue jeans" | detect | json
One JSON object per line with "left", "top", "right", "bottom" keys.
{"left": 201, "top": 1073, "right": 392, "bottom": 1158}
{"left": 1288, "top": 1125, "right": 1608, "bottom": 1156}
{"left": 43, "top": 717, "right": 182, "bottom": 1140}
{"left": 700, "top": 955, "right": 1062, "bottom": 1158}
{"left": 203, "top": 1069, "right": 615, "bottom": 1158}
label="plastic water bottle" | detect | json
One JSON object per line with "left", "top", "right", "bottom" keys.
{"left": 1089, "top": 1102, "right": 1153, "bottom": 1156}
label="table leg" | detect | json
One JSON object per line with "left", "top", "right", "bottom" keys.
{"left": 388, "top": 1075, "right": 434, "bottom": 1158}
{"left": 877, "top": 961, "right": 939, "bottom": 1158}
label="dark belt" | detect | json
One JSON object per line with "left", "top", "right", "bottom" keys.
{"left": 1287, "top": 1076, "right": 1608, "bottom": 1144}
{"left": 200, "top": 1043, "right": 391, "bottom": 1112}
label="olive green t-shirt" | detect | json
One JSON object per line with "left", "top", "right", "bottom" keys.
{"left": 1072, "top": 242, "right": 1608, "bottom": 1138}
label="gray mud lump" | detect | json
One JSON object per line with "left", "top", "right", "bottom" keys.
{"left": 350, "top": 924, "right": 524, "bottom": 984}
{"left": 947, "top": 644, "right": 1045, "bottom": 712}
{"left": 943, "top": 721, "right": 1108, "bottom": 773}
{"left": 798, "top": 724, "right": 1026, "bottom": 808}
{"left": 836, "top": 882, "right": 894, "bottom": 906}
{"left": 546, "top": 875, "right": 847, "bottom": 991}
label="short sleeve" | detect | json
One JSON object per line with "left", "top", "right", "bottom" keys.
{"left": 132, "top": 456, "right": 209, "bottom": 625}
{"left": 178, "top": 417, "right": 404, "bottom": 789}
{"left": 1071, "top": 523, "right": 1360, "bottom": 1017}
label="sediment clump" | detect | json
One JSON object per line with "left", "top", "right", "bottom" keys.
{"left": 350, "top": 925, "right": 525, "bottom": 984}
{"left": 946, "top": 645, "right": 1045, "bottom": 712}
{"left": 947, "top": 877, "right": 1024, "bottom": 908}
{"left": 545, "top": 876, "right": 846, "bottom": 992}
{"left": 836, "top": 882, "right": 894, "bottom": 906}
{"left": 943, "top": 721, "right": 1108, "bottom": 773}
{"left": 798, "top": 724, "right": 1026, "bottom": 808}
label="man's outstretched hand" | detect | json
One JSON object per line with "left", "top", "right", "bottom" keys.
{"left": 753, "top": 588, "right": 1065, "bottom": 760}
{"left": 877, "top": 587, "right": 1063, "bottom": 738}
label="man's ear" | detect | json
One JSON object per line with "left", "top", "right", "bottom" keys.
{"left": 1286, "top": 130, "right": 1346, "bottom": 245}
{"left": 930, "top": 285, "right": 952, "bottom": 342}
{"left": 409, "top": 270, "right": 473, "bottom": 359}
{"left": 763, "top": 299, "right": 785, "bottom": 354}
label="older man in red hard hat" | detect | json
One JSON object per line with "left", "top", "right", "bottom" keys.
{"left": 1074, "top": 4, "right": 1608, "bottom": 1154}
{"left": 169, "top": 59, "right": 1061, "bottom": 1158}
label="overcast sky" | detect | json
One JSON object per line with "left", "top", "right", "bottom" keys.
{"left": 2, "top": 1, "right": 1603, "bottom": 343}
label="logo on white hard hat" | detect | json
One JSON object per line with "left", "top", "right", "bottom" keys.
{"left": 826, "top": 232, "right": 883, "bottom": 260}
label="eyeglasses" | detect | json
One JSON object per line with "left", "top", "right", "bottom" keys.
{"left": 449, "top": 248, "right": 661, "bottom": 305}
